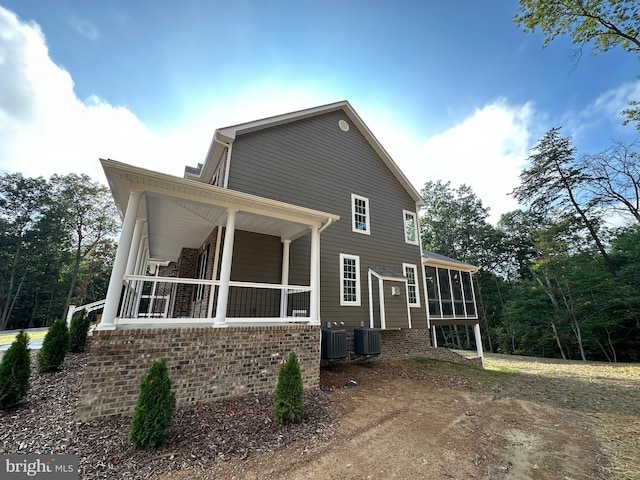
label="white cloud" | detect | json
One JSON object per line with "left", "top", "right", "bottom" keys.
{"left": 567, "top": 79, "right": 640, "bottom": 147}
{"left": 0, "top": 6, "right": 211, "bottom": 183}
{"left": 402, "top": 99, "right": 539, "bottom": 224}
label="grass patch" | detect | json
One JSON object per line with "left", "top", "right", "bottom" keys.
{"left": 0, "top": 329, "right": 48, "bottom": 346}
{"left": 398, "top": 354, "right": 640, "bottom": 480}
{"left": 365, "top": 354, "right": 639, "bottom": 479}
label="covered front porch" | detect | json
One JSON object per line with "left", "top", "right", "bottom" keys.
{"left": 99, "top": 159, "right": 339, "bottom": 330}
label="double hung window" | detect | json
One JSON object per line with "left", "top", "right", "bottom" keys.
{"left": 351, "top": 194, "right": 370, "bottom": 234}
{"left": 340, "top": 253, "right": 361, "bottom": 306}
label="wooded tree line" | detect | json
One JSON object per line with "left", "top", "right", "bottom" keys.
{"left": 0, "top": 173, "right": 118, "bottom": 330}
{"left": 422, "top": 130, "right": 640, "bottom": 362}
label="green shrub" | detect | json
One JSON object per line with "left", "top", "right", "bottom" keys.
{"left": 37, "top": 319, "right": 70, "bottom": 372}
{"left": 130, "top": 359, "right": 176, "bottom": 450}
{"left": 0, "top": 331, "right": 31, "bottom": 409}
{"left": 273, "top": 351, "right": 304, "bottom": 425}
{"left": 69, "top": 309, "right": 91, "bottom": 352}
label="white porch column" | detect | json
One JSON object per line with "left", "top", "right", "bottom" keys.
{"left": 431, "top": 325, "right": 438, "bottom": 348}
{"left": 122, "top": 219, "right": 145, "bottom": 317}
{"left": 309, "top": 226, "right": 320, "bottom": 324}
{"left": 126, "top": 219, "right": 145, "bottom": 276}
{"left": 280, "top": 239, "right": 291, "bottom": 317}
{"left": 100, "top": 190, "right": 143, "bottom": 329}
{"left": 474, "top": 323, "right": 484, "bottom": 366}
{"left": 214, "top": 210, "right": 237, "bottom": 326}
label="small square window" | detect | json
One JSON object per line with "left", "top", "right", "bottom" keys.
{"left": 352, "top": 194, "right": 370, "bottom": 234}
{"left": 403, "top": 210, "right": 418, "bottom": 245}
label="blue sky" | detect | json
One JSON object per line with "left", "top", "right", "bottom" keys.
{"left": 0, "top": 1, "right": 638, "bottom": 222}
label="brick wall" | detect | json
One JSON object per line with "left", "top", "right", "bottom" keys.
{"left": 343, "top": 328, "right": 482, "bottom": 367}
{"left": 76, "top": 324, "right": 320, "bottom": 421}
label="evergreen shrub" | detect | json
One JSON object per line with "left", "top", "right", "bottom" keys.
{"left": 130, "top": 359, "right": 176, "bottom": 450}
{"left": 37, "top": 319, "right": 70, "bottom": 372}
{"left": 69, "top": 309, "right": 91, "bottom": 352}
{"left": 0, "top": 331, "right": 31, "bottom": 409}
{"left": 273, "top": 351, "right": 304, "bottom": 425}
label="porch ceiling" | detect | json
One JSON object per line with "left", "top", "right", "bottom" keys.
{"left": 101, "top": 159, "right": 340, "bottom": 262}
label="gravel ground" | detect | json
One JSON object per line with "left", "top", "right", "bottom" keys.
{"left": 0, "top": 352, "right": 335, "bottom": 479}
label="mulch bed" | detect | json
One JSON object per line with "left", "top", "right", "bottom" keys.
{"left": 0, "top": 352, "right": 335, "bottom": 479}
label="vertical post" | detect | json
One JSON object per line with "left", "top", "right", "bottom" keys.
{"left": 309, "top": 226, "right": 320, "bottom": 324}
{"left": 431, "top": 325, "right": 438, "bottom": 348}
{"left": 474, "top": 322, "right": 484, "bottom": 367}
{"left": 122, "top": 219, "right": 145, "bottom": 317}
{"left": 100, "top": 190, "right": 143, "bottom": 329}
{"left": 214, "top": 210, "right": 236, "bottom": 326}
{"left": 280, "top": 239, "right": 291, "bottom": 317}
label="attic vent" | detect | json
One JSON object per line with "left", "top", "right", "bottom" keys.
{"left": 338, "top": 119, "right": 350, "bottom": 132}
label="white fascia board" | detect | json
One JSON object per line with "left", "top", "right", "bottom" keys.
{"left": 422, "top": 257, "right": 479, "bottom": 273}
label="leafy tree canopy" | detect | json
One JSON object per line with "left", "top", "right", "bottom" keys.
{"left": 514, "top": 0, "right": 640, "bottom": 56}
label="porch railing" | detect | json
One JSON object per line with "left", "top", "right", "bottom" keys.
{"left": 117, "top": 275, "right": 313, "bottom": 324}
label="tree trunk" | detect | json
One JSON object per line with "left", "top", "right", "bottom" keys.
{"left": 452, "top": 325, "right": 462, "bottom": 349}
{"left": 1, "top": 236, "right": 23, "bottom": 329}
{"left": 605, "top": 326, "right": 617, "bottom": 363}
{"left": 550, "top": 321, "right": 567, "bottom": 360}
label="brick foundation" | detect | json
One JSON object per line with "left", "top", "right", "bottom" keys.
{"left": 344, "top": 328, "right": 482, "bottom": 366}
{"left": 76, "top": 324, "right": 320, "bottom": 421}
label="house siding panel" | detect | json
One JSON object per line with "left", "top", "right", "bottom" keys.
{"left": 227, "top": 111, "right": 427, "bottom": 330}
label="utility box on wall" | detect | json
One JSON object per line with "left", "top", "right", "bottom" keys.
{"left": 354, "top": 327, "right": 381, "bottom": 355}
{"left": 321, "top": 328, "right": 348, "bottom": 359}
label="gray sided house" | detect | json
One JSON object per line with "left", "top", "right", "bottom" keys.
{"left": 76, "top": 101, "right": 481, "bottom": 421}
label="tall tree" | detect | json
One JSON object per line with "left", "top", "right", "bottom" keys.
{"left": 420, "top": 180, "right": 493, "bottom": 266}
{"left": 49, "top": 174, "right": 118, "bottom": 316}
{"left": 513, "top": 128, "right": 617, "bottom": 278}
{"left": 582, "top": 141, "right": 640, "bottom": 223}
{"left": 0, "top": 174, "right": 51, "bottom": 329}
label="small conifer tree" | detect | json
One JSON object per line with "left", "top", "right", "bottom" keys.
{"left": 0, "top": 331, "right": 31, "bottom": 409}
{"left": 37, "top": 319, "right": 70, "bottom": 373}
{"left": 273, "top": 351, "right": 304, "bottom": 425}
{"left": 69, "top": 309, "right": 91, "bottom": 352}
{"left": 130, "top": 359, "right": 176, "bottom": 450}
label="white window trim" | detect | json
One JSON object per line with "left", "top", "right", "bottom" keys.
{"left": 403, "top": 209, "right": 419, "bottom": 245}
{"left": 340, "top": 253, "right": 361, "bottom": 306}
{"left": 351, "top": 194, "right": 371, "bottom": 235}
{"left": 403, "top": 263, "right": 420, "bottom": 307}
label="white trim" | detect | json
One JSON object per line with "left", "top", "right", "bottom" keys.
{"left": 421, "top": 263, "right": 431, "bottom": 329}
{"left": 340, "top": 253, "right": 361, "bottom": 306}
{"left": 403, "top": 210, "right": 419, "bottom": 245}
{"left": 351, "top": 194, "right": 370, "bottom": 235}
{"left": 403, "top": 263, "right": 420, "bottom": 308}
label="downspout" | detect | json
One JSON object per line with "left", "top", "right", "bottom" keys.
{"left": 216, "top": 136, "right": 233, "bottom": 189}
{"left": 318, "top": 217, "right": 334, "bottom": 234}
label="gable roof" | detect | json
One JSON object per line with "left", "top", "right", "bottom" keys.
{"left": 422, "top": 250, "right": 478, "bottom": 272}
{"left": 185, "top": 100, "right": 424, "bottom": 206}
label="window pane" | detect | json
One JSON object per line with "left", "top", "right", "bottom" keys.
{"left": 451, "top": 269, "right": 465, "bottom": 316}
{"left": 353, "top": 197, "right": 368, "bottom": 231}
{"left": 438, "top": 268, "right": 453, "bottom": 316}
{"left": 341, "top": 254, "right": 360, "bottom": 305}
{"left": 424, "top": 266, "right": 441, "bottom": 317}
{"left": 404, "top": 264, "right": 418, "bottom": 306}
{"left": 404, "top": 212, "right": 416, "bottom": 242}
{"left": 462, "top": 272, "right": 476, "bottom": 317}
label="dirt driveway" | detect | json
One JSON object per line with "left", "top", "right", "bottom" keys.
{"left": 165, "top": 357, "right": 617, "bottom": 480}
